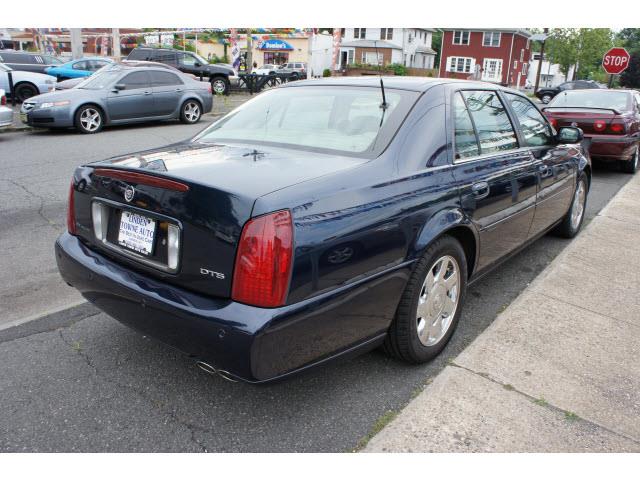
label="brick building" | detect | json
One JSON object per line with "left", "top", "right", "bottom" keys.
{"left": 439, "top": 29, "right": 532, "bottom": 88}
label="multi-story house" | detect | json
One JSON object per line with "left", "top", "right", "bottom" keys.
{"left": 337, "top": 28, "right": 437, "bottom": 70}
{"left": 439, "top": 29, "right": 532, "bottom": 88}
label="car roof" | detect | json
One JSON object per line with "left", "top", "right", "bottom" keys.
{"left": 282, "top": 76, "right": 521, "bottom": 93}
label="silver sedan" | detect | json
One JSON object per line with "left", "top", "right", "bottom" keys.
{"left": 0, "top": 89, "right": 13, "bottom": 129}
{"left": 21, "top": 64, "right": 213, "bottom": 134}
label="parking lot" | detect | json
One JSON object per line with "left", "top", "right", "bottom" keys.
{"left": 0, "top": 104, "right": 633, "bottom": 452}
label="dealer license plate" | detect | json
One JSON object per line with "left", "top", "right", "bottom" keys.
{"left": 117, "top": 211, "right": 156, "bottom": 256}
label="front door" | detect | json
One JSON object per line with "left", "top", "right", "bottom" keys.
{"left": 503, "top": 92, "right": 576, "bottom": 236}
{"left": 482, "top": 58, "right": 503, "bottom": 83}
{"left": 106, "top": 70, "right": 155, "bottom": 120}
{"left": 451, "top": 90, "right": 537, "bottom": 271}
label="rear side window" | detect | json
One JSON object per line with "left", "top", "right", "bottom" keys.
{"left": 149, "top": 71, "right": 183, "bottom": 86}
{"left": 120, "top": 71, "right": 151, "bottom": 89}
{"left": 461, "top": 90, "right": 518, "bottom": 154}
{"left": 505, "top": 93, "right": 554, "bottom": 147}
{"left": 128, "top": 49, "right": 148, "bottom": 61}
{"left": 156, "top": 50, "right": 177, "bottom": 65}
{"left": 72, "top": 61, "right": 88, "bottom": 70}
{"left": 453, "top": 92, "right": 480, "bottom": 160}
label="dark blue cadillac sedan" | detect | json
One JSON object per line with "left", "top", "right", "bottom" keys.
{"left": 55, "top": 77, "right": 590, "bottom": 383}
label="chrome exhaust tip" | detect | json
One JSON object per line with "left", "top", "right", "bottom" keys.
{"left": 195, "top": 361, "right": 239, "bottom": 383}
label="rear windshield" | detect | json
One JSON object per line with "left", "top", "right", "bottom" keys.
{"left": 548, "top": 90, "right": 630, "bottom": 112}
{"left": 194, "top": 85, "right": 418, "bottom": 156}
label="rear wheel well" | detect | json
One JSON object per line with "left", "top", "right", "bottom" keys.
{"left": 443, "top": 226, "right": 477, "bottom": 279}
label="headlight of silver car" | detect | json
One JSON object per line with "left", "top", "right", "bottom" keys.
{"left": 39, "top": 100, "right": 70, "bottom": 109}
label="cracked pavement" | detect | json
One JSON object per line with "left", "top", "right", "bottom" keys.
{"left": 0, "top": 104, "right": 635, "bottom": 451}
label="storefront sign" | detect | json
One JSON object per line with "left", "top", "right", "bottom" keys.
{"left": 257, "top": 39, "right": 294, "bottom": 50}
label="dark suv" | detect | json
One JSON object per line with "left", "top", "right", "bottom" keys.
{"left": 535, "top": 80, "right": 603, "bottom": 104}
{"left": 127, "top": 47, "right": 235, "bottom": 95}
{"left": 0, "top": 50, "right": 63, "bottom": 74}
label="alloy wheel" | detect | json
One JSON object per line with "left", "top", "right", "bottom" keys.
{"left": 416, "top": 255, "right": 460, "bottom": 347}
{"left": 80, "top": 108, "right": 101, "bottom": 132}
{"left": 570, "top": 180, "right": 587, "bottom": 230}
{"left": 212, "top": 79, "right": 226, "bottom": 94}
{"left": 183, "top": 102, "right": 200, "bottom": 123}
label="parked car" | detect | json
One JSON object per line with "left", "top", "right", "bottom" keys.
{"left": 543, "top": 89, "right": 640, "bottom": 173}
{"left": 0, "top": 63, "right": 56, "bottom": 101}
{"left": 45, "top": 57, "right": 114, "bottom": 81}
{"left": 55, "top": 78, "right": 590, "bottom": 383}
{"left": 55, "top": 60, "right": 200, "bottom": 90}
{"left": 127, "top": 47, "right": 236, "bottom": 95}
{"left": 0, "top": 88, "right": 13, "bottom": 130}
{"left": 0, "top": 50, "right": 63, "bottom": 74}
{"left": 21, "top": 63, "right": 212, "bottom": 133}
{"left": 253, "top": 64, "right": 279, "bottom": 76}
{"left": 278, "top": 62, "right": 307, "bottom": 80}
{"left": 535, "top": 79, "right": 603, "bottom": 104}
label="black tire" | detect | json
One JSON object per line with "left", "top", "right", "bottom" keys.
{"left": 555, "top": 173, "right": 589, "bottom": 238}
{"left": 290, "top": 72, "right": 299, "bottom": 81}
{"left": 14, "top": 83, "right": 38, "bottom": 102}
{"left": 74, "top": 105, "right": 104, "bottom": 134}
{"left": 620, "top": 145, "right": 638, "bottom": 174}
{"left": 211, "top": 76, "right": 230, "bottom": 95}
{"left": 383, "top": 235, "right": 468, "bottom": 363}
{"left": 180, "top": 99, "right": 202, "bottom": 124}
{"left": 541, "top": 93, "right": 553, "bottom": 104}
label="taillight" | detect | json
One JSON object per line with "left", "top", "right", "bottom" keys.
{"left": 1, "top": 94, "right": 5, "bottom": 106}
{"left": 207, "top": 83, "right": 212, "bottom": 94}
{"left": 67, "top": 179, "right": 77, "bottom": 235}
{"left": 610, "top": 123, "right": 625, "bottom": 134}
{"left": 231, "top": 210, "right": 293, "bottom": 308}
{"left": 547, "top": 117, "right": 558, "bottom": 129}
{"left": 593, "top": 120, "right": 606, "bottom": 132}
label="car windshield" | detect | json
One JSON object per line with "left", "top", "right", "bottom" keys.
{"left": 195, "top": 86, "right": 414, "bottom": 155}
{"left": 77, "top": 69, "right": 122, "bottom": 89}
{"left": 548, "top": 90, "right": 630, "bottom": 112}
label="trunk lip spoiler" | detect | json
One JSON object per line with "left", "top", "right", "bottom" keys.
{"left": 541, "top": 106, "right": 622, "bottom": 115}
{"left": 92, "top": 167, "right": 190, "bottom": 192}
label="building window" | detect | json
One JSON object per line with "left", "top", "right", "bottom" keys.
{"left": 520, "top": 49, "right": 524, "bottom": 62}
{"left": 354, "top": 28, "right": 366, "bottom": 39}
{"left": 263, "top": 52, "right": 289, "bottom": 65}
{"left": 380, "top": 28, "right": 393, "bottom": 40}
{"left": 453, "top": 31, "right": 470, "bottom": 45}
{"left": 522, "top": 63, "right": 528, "bottom": 75}
{"left": 482, "top": 31, "right": 501, "bottom": 47}
{"left": 448, "top": 56, "right": 475, "bottom": 73}
{"left": 340, "top": 28, "right": 345, "bottom": 37}
{"left": 481, "top": 58, "right": 503, "bottom": 82}
{"left": 513, "top": 60, "right": 518, "bottom": 69}
{"left": 362, "top": 51, "right": 383, "bottom": 66}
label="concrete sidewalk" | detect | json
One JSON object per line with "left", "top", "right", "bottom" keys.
{"left": 365, "top": 173, "right": 640, "bottom": 452}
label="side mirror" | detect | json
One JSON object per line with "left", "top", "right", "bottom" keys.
{"left": 556, "top": 126, "right": 583, "bottom": 144}
{"left": 194, "top": 62, "right": 202, "bottom": 67}
{"left": 113, "top": 83, "right": 126, "bottom": 91}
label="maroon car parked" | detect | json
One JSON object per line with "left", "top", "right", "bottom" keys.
{"left": 543, "top": 89, "right": 640, "bottom": 173}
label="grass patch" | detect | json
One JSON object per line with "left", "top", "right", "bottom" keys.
{"left": 353, "top": 410, "right": 399, "bottom": 452}
{"left": 564, "top": 411, "right": 579, "bottom": 422}
{"left": 503, "top": 383, "right": 515, "bottom": 391}
{"left": 534, "top": 397, "right": 548, "bottom": 407}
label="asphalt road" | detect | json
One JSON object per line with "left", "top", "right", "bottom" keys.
{"left": 0, "top": 117, "right": 633, "bottom": 452}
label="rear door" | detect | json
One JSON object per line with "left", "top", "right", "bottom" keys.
{"left": 505, "top": 93, "right": 576, "bottom": 235}
{"left": 106, "top": 70, "right": 155, "bottom": 120}
{"left": 452, "top": 89, "right": 537, "bottom": 271}
{"left": 149, "top": 70, "right": 184, "bottom": 116}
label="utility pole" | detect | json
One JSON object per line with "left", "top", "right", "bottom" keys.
{"left": 112, "top": 28, "right": 121, "bottom": 61}
{"left": 533, "top": 28, "right": 549, "bottom": 94}
{"left": 70, "top": 28, "right": 83, "bottom": 59}
{"left": 246, "top": 29, "right": 253, "bottom": 73}
{"left": 307, "top": 29, "right": 314, "bottom": 79}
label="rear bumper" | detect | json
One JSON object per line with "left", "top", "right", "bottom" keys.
{"left": 587, "top": 135, "right": 638, "bottom": 160}
{"left": 55, "top": 233, "right": 402, "bottom": 382}
{"left": 0, "top": 107, "right": 12, "bottom": 128}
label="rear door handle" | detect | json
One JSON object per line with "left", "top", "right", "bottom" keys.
{"left": 471, "top": 181, "right": 490, "bottom": 199}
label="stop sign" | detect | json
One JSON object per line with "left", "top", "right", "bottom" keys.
{"left": 603, "top": 47, "right": 630, "bottom": 75}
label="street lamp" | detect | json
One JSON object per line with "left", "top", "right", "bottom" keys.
{"left": 531, "top": 28, "right": 550, "bottom": 94}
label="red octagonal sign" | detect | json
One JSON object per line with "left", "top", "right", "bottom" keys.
{"left": 603, "top": 47, "right": 630, "bottom": 75}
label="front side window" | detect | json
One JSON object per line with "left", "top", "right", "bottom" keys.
{"left": 120, "top": 71, "right": 151, "bottom": 89}
{"left": 180, "top": 53, "right": 198, "bottom": 66}
{"left": 195, "top": 86, "right": 417, "bottom": 156}
{"left": 72, "top": 61, "right": 88, "bottom": 70}
{"left": 482, "top": 31, "right": 501, "bottom": 47}
{"left": 505, "top": 93, "right": 554, "bottom": 147}
{"left": 453, "top": 92, "right": 480, "bottom": 160}
{"left": 453, "top": 30, "right": 470, "bottom": 45}
{"left": 461, "top": 90, "right": 518, "bottom": 154}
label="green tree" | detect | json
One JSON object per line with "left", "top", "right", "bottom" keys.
{"left": 618, "top": 28, "right": 640, "bottom": 87}
{"left": 545, "top": 28, "right": 614, "bottom": 80}
{"left": 432, "top": 30, "right": 442, "bottom": 66}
